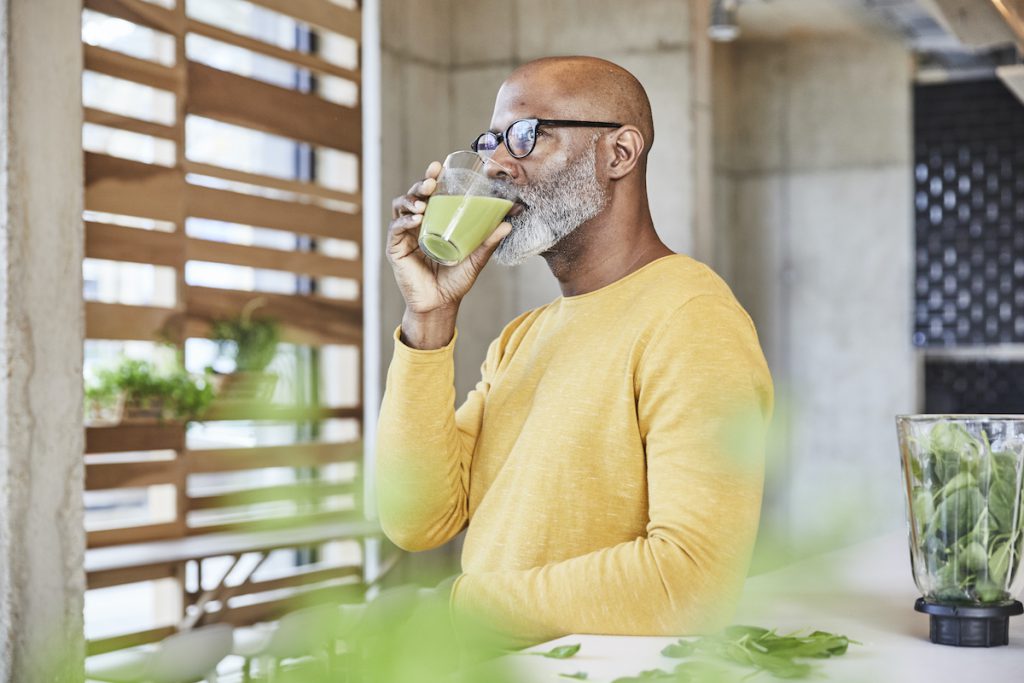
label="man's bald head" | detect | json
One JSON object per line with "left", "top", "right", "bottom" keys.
{"left": 495, "top": 56, "right": 654, "bottom": 161}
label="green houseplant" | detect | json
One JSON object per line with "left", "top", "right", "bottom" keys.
{"left": 84, "top": 358, "right": 214, "bottom": 425}
{"left": 207, "top": 298, "right": 281, "bottom": 403}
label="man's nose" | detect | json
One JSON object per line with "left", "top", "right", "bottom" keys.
{"left": 484, "top": 147, "right": 517, "bottom": 181}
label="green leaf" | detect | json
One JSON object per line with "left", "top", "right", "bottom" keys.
{"left": 532, "top": 644, "right": 581, "bottom": 659}
{"left": 559, "top": 673, "right": 588, "bottom": 680}
{"left": 660, "top": 639, "right": 697, "bottom": 658}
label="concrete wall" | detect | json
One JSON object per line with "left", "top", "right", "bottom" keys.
{"left": 712, "top": 34, "right": 917, "bottom": 561}
{"left": 0, "top": 1, "right": 85, "bottom": 681}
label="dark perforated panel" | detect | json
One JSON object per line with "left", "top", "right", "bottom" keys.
{"left": 924, "top": 359, "right": 1024, "bottom": 414}
{"left": 913, "top": 80, "right": 1024, "bottom": 347}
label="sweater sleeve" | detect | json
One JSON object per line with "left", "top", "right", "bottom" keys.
{"left": 375, "top": 325, "right": 500, "bottom": 552}
{"left": 449, "top": 295, "right": 774, "bottom": 648}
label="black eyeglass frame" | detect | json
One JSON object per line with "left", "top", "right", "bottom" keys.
{"left": 471, "top": 118, "right": 623, "bottom": 159}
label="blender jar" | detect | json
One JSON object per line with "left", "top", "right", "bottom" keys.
{"left": 896, "top": 415, "right": 1024, "bottom": 646}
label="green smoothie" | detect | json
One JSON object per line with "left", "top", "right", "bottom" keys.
{"left": 419, "top": 195, "right": 514, "bottom": 266}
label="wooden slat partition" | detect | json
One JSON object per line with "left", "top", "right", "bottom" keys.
{"left": 85, "top": 152, "right": 185, "bottom": 221}
{"left": 188, "top": 62, "right": 361, "bottom": 152}
{"left": 84, "top": 43, "right": 182, "bottom": 92}
{"left": 185, "top": 286, "right": 362, "bottom": 347}
{"left": 187, "top": 184, "right": 362, "bottom": 241}
{"left": 84, "top": 0, "right": 182, "bottom": 35}
{"left": 186, "top": 238, "right": 361, "bottom": 281}
{"left": 184, "top": 160, "right": 361, "bottom": 205}
{"left": 187, "top": 19, "right": 360, "bottom": 83}
{"left": 86, "top": 222, "right": 184, "bottom": 268}
{"left": 84, "top": 108, "right": 178, "bottom": 140}
{"left": 86, "top": 424, "right": 186, "bottom": 453}
{"left": 246, "top": 0, "right": 362, "bottom": 41}
{"left": 81, "top": 0, "right": 368, "bottom": 656}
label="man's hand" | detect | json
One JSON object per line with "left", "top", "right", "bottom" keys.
{"left": 388, "top": 161, "right": 513, "bottom": 349}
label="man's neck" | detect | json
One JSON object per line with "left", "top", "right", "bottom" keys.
{"left": 542, "top": 202, "right": 673, "bottom": 298}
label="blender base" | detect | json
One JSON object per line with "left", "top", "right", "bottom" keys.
{"left": 915, "top": 598, "right": 1024, "bottom": 647}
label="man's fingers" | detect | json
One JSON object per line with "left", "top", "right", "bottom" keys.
{"left": 483, "top": 221, "right": 512, "bottom": 249}
{"left": 392, "top": 195, "right": 427, "bottom": 219}
{"left": 407, "top": 176, "right": 437, "bottom": 200}
{"left": 388, "top": 213, "right": 423, "bottom": 239}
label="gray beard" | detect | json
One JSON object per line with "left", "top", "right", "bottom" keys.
{"left": 492, "top": 145, "right": 607, "bottom": 267}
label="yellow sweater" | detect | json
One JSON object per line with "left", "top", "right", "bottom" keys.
{"left": 375, "top": 254, "right": 773, "bottom": 648}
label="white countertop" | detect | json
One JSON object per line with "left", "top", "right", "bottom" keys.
{"left": 497, "top": 531, "right": 1024, "bottom": 682}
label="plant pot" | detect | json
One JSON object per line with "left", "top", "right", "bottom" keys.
{"left": 84, "top": 393, "right": 125, "bottom": 427}
{"left": 121, "top": 395, "right": 169, "bottom": 424}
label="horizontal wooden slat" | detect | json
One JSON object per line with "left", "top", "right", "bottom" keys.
{"left": 216, "top": 564, "right": 362, "bottom": 602}
{"left": 185, "top": 286, "right": 361, "bottom": 347}
{"left": 86, "top": 520, "right": 380, "bottom": 575}
{"left": 197, "top": 404, "right": 362, "bottom": 422}
{"left": 86, "top": 460, "right": 180, "bottom": 490}
{"left": 186, "top": 441, "right": 362, "bottom": 474}
{"left": 87, "top": 625, "right": 177, "bottom": 658}
{"left": 188, "top": 510, "right": 360, "bottom": 537}
{"left": 186, "top": 238, "right": 361, "bottom": 281}
{"left": 84, "top": 107, "right": 178, "bottom": 140}
{"left": 188, "top": 481, "right": 354, "bottom": 511}
{"left": 183, "top": 160, "right": 360, "bottom": 205}
{"left": 85, "top": 152, "right": 185, "bottom": 222}
{"left": 187, "top": 19, "right": 360, "bottom": 84}
{"left": 187, "top": 62, "right": 361, "bottom": 153}
{"left": 89, "top": 521, "right": 182, "bottom": 549}
{"left": 84, "top": 44, "right": 182, "bottom": 93}
{"left": 86, "top": 424, "right": 186, "bottom": 453}
{"left": 87, "top": 562, "right": 176, "bottom": 591}
{"left": 247, "top": 0, "right": 361, "bottom": 41}
{"left": 208, "top": 584, "right": 366, "bottom": 628}
{"left": 187, "top": 184, "right": 360, "bottom": 242}
{"left": 84, "top": 0, "right": 183, "bottom": 36}
{"left": 86, "top": 301, "right": 178, "bottom": 341}
{"left": 86, "top": 222, "right": 184, "bottom": 268}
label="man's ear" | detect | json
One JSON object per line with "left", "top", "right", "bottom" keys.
{"left": 604, "top": 125, "right": 645, "bottom": 179}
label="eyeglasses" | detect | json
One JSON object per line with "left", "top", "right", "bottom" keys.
{"left": 471, "top": 118, "right": 622, "bottom": 159}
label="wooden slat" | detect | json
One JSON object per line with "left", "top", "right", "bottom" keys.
{"left": 187, "top": 62, "right": 361, "bottom": 153}
{"left": 86, "top": 424, "right": 186, "bottom": 453}
{"left": 89, "top": 521, "right": 182, "bottom": 549}
{"left": 216, "top": 563, "right": 362, "bottom": 601}
{"left": 246, "top": 0, "right": 361, "bottom": 41}
{"left": 186, "top": 441, "right": 362, "bottom": 474}
{"left": 87, "top": 625, "right": 177, "bottom": 658}
{"left": 186, "top": 238, "right": 361, "bottom": 281}
{"left": 187, "top": 185, "right": 360, "bottom": 242}
{"left": 187, "top": 19, "right": 360, "bottom": 84}
{"left": 86, "top": 222, "right": 184, "bottom": 268}
{"left": 84, "top": 0, "right": 183, "bottom": 36}
{"left": 84, "top": 44, "right": 182, "bottom": 93}
{"left": 188, "top": 481, "right": 355, "bottom": 510}
{"left": 85, "top": 301, "right": 178, "bottom": 341}
{"left": 197, "top": 404, "right": 362, "bottom": 422}
{"left": 86, "top": 460, "right": 180, "bottom": 490}
{"left": 85, "top": 152, "right": 185, "bottom": 222}
{"left": 188, "top": 510, "right": 361, "bottom": 537}
{"left": 184, "top": 286, "right": 362, "bottom": 347}
{"left": 87, "top": 561, "right": 176, "bottom": 591}
{"left": 206, "top": 584, "right": 365, "bottom": 628}
{"left": 84, "top": 107, "right": 178, "bottom": 140}
{"left": 183, "top": 160, "right": 360, "bottom": 205}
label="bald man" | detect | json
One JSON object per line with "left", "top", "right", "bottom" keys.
{"left": 376, "top": 57, "right": 774, "bottom": 648}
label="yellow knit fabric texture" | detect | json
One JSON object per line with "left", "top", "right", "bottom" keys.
{"left": 376, "top": 254, "right": 774, "bottom": 647}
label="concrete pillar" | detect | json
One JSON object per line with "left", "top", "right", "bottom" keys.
{"left": 0, "top": 1, "right": 85, "bottom": 681}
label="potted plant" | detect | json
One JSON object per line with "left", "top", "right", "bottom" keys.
{"left": 84, "top": 358, "right": 215, "bottom": 425}
{"left": 207, "top": 298, "right": 281, "bottom": 403}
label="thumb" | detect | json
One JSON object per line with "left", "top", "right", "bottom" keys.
{"left": 462, "top": 221, "right": 512, "bottom": 273}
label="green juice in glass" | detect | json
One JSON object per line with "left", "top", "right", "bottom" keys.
{"left": 419, "top": 195, "right": 514, "bottom": 266}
